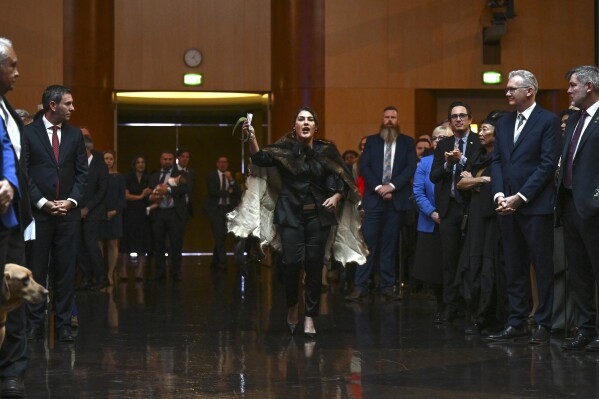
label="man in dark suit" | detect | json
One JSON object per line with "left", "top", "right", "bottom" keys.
{"left": 345, "top": 106, "right": 416, "bottom": 302}
{"left": 430, "top": 101, "right": 481, "bottom": 322}
{"left": 78, "top": 133, "right": 108, "bottom": 290}
{"left": 204, "top": 156, "right": 241, "bottom": 270}
{"left": 488, "top": 70, "right": 561, "bottom": 344}
{"left": 0, "top": 36, "right": 34, "bottom": 398}
{"left": 148, "top": 150, "right": 189, "bottom": 281}
{"left": 22, "top": 85, "right": 88, "bottom": 343}
{"left": 557, "top": 66, "right": 599, "bottom": 351}
{"left": 177, "top": 148, "right": 194, "bottom": 217}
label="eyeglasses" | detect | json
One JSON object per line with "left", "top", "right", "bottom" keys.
{"left": 505, "top": 86, "right": 530, "bottom": 94}
{"left": 431, "top": 135, "right": 447, "bottom": 141}
{"left": 449, "top": 113, "right": 470, "bottom": 121}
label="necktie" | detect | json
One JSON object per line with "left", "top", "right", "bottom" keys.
{"left": 221, "top": 173, "right": 226, "bottom": 190}
{"left": 563, "top": 110, "right": 588, "bottom": 189}
{"left": 453, "top": 138, "right": 465, "bottom": 202}
{"left": 159, "top": 169, "right": 168, "bottom": 184}
{"left": 52, "top": 126, "right": 60, "bottom": 198}
{"left": 51, "top": 125, "right": 59, "bottom": 162}
{"left": 382, "top": 142, "right": 392, "bottom": 184}
{"left": 514, "top": 114, "right": 526, "bottom": 143}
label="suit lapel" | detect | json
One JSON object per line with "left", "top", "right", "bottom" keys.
{"left": 513, "top": 108, "right": 540, "bottom": 151}
{"left": 575, "top": 108, "right": 599, "bottom": 157}
{"left": 35, "top": 120, "right": 58, "bottom": 164}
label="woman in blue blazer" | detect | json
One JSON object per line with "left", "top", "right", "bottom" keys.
{"left": 412, "top": 125, "right": 453, "bottom": 323}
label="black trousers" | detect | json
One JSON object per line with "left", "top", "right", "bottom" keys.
{"left": 0, "top": 226, "right": 27, "bottom": 378}
{"left": 207, "top": 205, "right": 230, "bottom": 267}
{"left": 562, "top": 192, "right": 599, "bottom": 333}
{"left": 279, "top": 210, "right": 331, "bottom": 317}
{"left": 27, "top": 218, "right": 79, "bottom": 330}
{"left": 79, "top": 219, "right": 106, "bottom": 282}
{"left": 439, "top": 198, "right": 465, "bottom": 312}
{"left": 152, "top": 208, "right": 185, "bottom": 278}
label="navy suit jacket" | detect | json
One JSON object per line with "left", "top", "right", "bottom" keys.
{"left": 81, "top": 150, "right": 108, "bottom": 221}
{"left": 22, "top": 118, "right": 88, "bottom": 222}
{"left": 148, "top": 166, "right": 189, "bottom": 221}
{"left": 360, "top": 132, "right": 416, "bottom": 212}
{"left": 491, "top": 105, "right": 561, "bottom": 215}
{"left": 556, "top": 107, "right": 599, "bottom": 219}
{"left": 430, "top": 132, "right": 481, "bottom": 217}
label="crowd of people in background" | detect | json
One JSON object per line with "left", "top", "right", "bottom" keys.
{"left": 4, "top": 32, "right": 599, "bottom": 397}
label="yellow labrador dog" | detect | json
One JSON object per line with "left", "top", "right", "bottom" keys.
{"left": 0, "top": 263, "right": 48, "bottom": 348}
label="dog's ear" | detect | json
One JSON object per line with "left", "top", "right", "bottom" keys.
{"left": 1, "top": 271, "right": 10, "bottom": 303}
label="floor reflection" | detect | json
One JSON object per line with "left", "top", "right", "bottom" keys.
{"left": 18, "top": 256, "right": 599, "bottom": 398}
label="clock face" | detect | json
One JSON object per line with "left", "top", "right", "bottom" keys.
{"left": 184, "top": 48, "right": 202, "bottom": 67}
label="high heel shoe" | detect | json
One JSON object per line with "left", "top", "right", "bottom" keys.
{"left": 287, "top": 323, "right": 297, "bottom": 336}
{"left": 287, "top": 304, "right": 299, "bottom": 336}
{"left": 303, "top": 316, "right": 316, "bottom": 339}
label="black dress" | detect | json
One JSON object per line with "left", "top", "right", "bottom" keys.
{"left": 119, "top": 173, "right": 151, "bottom": 254}
{"left": 101, "top": 173, "right": 126, "bottom": 239}
{"left": 457, "top": 149, "right": 505, "bottom": 326}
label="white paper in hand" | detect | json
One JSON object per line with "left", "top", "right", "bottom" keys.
{"left": 246, "top": 113, "right": 253, "bottom": 125}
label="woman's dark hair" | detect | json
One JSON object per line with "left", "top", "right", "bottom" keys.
{"left": 559, "top": 108, "right": 577, "bottom": 119}
{"left": 291, "top": 106, "right": 319, "bottom": 132}
{"left": 130, "top": 155, "right": 147, "bottom": 174}
{"left": 482, "top": 110, "right": 509, "bottom": 127}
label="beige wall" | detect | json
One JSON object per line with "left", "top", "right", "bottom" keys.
{"left": 324, "top": 0, "right": 595, "bottom": 153}
{"left": 0, "top": 0, "right": 64, "bottom": 113}
{"left": 114, "top": 0, "right": 271, "bottom": 91}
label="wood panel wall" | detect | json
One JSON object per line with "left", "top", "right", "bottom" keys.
{"left": 324, "top": 0, "right": 595, "bottom": 153}
{"left": 114, "top": 0, "right": 271, "bottom": 92}
{"left": 0, "top": 0, "right": 63, "bottom": 114}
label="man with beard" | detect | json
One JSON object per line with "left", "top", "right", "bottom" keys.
{"left": 346, "top": 106, "right": 416, "bottom": 302}
{"left": 430, "top": 101, "right": 481, "bottom": 323}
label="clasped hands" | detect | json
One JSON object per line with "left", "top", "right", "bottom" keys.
{"left": 43, "top": 200, "right": 73, "bottom": 216}
{"left": 376, "top": 184, "right": 394, "bottom": 200}
{"left": 495, "top": 195, "right": 523, "bottom": 215}
{"left": 0, "top": 179, "right": 14, "bottom": 215}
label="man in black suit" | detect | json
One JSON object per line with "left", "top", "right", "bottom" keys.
{"left": 148, "top": 150, "right": 189, "bottom": 281}
{"left": 78, "top": 133, "right": 108, "bottom": 290}
{"left": 204, "top": 156, "right": 241, "bottom": 270}
{"left": 176, "top": 148, "right": 194, "bottom": 217}
{"left": 22, "top": 85, "right": 88, "bottom": 343}
{"left": 430, "top": 101, "right": 481, "bottom": 322}
{"left": 0, "top": 36, "right": 34, "bottom": 398}
{"left": 557, "top": 66, "right": 599, "bottom": 351}
{"left": 488, "top": 70, "right": 561, "bottom": 344}
{"left": 345, "top": 106, "right": 416, "bottom": 302}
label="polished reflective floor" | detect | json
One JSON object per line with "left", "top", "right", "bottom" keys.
{"left": 21, "top": 256, "right": 599, "bottom": 398}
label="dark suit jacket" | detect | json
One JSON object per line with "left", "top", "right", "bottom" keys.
{"left": 80, "top": 150, "right": 108, "bottom": 221}
{"left": 556, "top": 107, "right": 599, "bottom": 219}
{"left": 203, "top": 170, "right": 241, "bottom": 214}
{"left": 430, "top": 132, "right": 481, "bottom": 217}
{"left": 22, "top": 118, "right": 88, "bottom": 222}
{"left": 360, "top": 133, "right": 416, "bottom": 212}
{"left": 148, "top": 166, "right": 189, "bottom": 221}
{"left": 1, "top": 97, "right": 33, "bottom": 231}
{"left": 491, "top": 105, "right": 561, "bottom": 215}
{"left": 178, "top": 165, "right": 195, "bottom": 216}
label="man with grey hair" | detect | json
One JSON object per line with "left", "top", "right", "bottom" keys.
{"left": 0, "top": 36, "right": 34, "bottom": 399}
{"left": 488, "top": 70, "right": 561, "bottom": 344}
{"left": 557, "top": 66, "right": 599, "bottom": 351}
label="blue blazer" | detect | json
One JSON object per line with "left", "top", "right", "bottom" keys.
{"left": 491, "top": 105, "right": 561, "bottom": 215}
{"left": 360, "top": 133, "right": 416, "bottom": 211}
{"left": 413, "top": 155, "right": 436, "bottom": 233}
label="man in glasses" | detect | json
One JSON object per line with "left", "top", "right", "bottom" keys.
{"left": 488, "top": 70, "right": 561, "bottom": 345}
{"left": 430, "top": 101, "right": 481, "bottom": 323}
